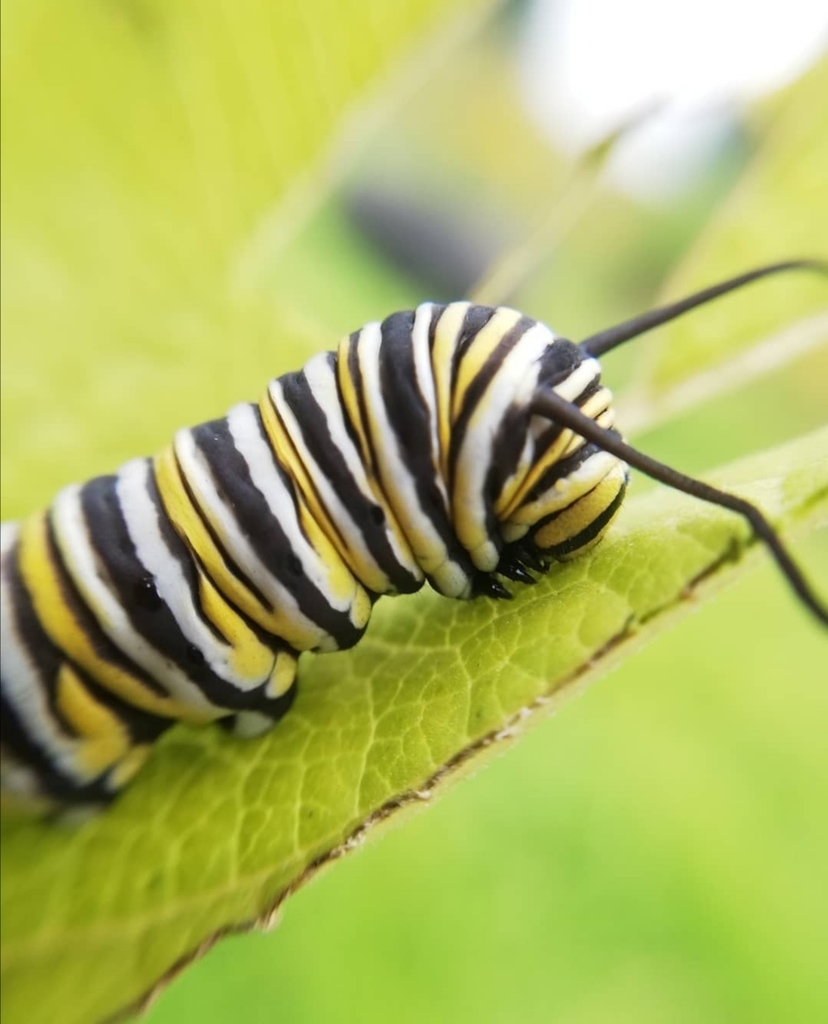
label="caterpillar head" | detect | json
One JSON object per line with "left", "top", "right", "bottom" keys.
{"left": 494, "top": 335, "right": 628, "bottom": 565}
{"left": 443, "top": 309, "right": 628, "bottom": 589}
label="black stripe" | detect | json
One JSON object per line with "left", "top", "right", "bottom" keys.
{"left": 528, "top": 360, "right": 604, "bottom": 459}
{"left": 0, "top": 691, "right": 117, "bottom": 805}
{"left": 246, "top": 673, "right": 299, "bottom": 723}
{"left": 376, "top": 310, "right": 476, "bottom": 588}
{"left": 1, "top": 531, "right": 169, "bottom": 802}
{"left": 1, "top": 537, "right": 87, "bottom": 791}
{"left": 446, "top": 305, "right": 498, "bottom": 430}
{"left": 69, "top": 658, "right": 172, "bottom": 745}
{"left": 347, "top": 330, "right": 378, "bottom": 476}
{"left": 267, "top": 378, "right": 352, "bottom": 555}
{"left": 454, "top": 305, "right": 498, "bottom": 360}
{"left": 524, "top": 443, "right": 601, "bottom": 503}
{"left": 79, "top": 472, "right": 281, "bottom": 708}
{"left": 173, "top": 447, "right": 272, "bottom": 613}
{"left": 426, "top": 303, "right": 449, "bottom": 354}
{"left": 539, "top": 475, "right": 628, "bottom": 559}
{"left": 448, "top": 312, "right": 536, "bottom": 490}
{"left": 529, "top": 340, "right": 602, "bottom": 451}
{"left": 191, "top": 415, "right": 367, "bottom": 649}
{"left": 344, "top": 328, "right": 427, "bottom": 596}
{"left": 514, "top": 365, "right": 608, "bottom": 506}
{"left": 42, "top": 508, "right": 170, "bottom": 698}
{"left": 445, "top": 312, "right": 536, "bottom": 560}
{"left": 484, "top": 320, "right": 586, "bottom": 506}
{"left": 5, "top": 536, "right": 166, "bottom": 746}
{"left": 485, "top": 402, "right": 533, "bottom": 508}
{"left": 279, "top": 361, "right": 421, "bottom": 595}
{"left": 147, "top": 464, "right": 230, "bottom": 645}
{"left": 2, "top": 534, "right": 67, "bottom": 725}
{"left": 159, "top": 449, "right": 315, "bottom": 666}
{"left": 536, "top": 338, "right": 585, "bottom": 387}
{"left": 334, "top": 333, "right": 366, "bottom": 455}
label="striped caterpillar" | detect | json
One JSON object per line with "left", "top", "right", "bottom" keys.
{"left": 2, "top": 261, "right": 825, "bottom": 812}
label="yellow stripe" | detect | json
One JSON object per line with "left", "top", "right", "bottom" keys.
{"left": 258, "top": 393, "right": 370, "bottom": 617}
{"left": 503, "top": 429, "right": 580, "bottom": 517}
{"left": 498, "top": 390, "right": 614, "bottom": 520}
{"left": 267, "top": 650, "right": 298, "bottom": 699}
{"left": 430, "top": 304, "right": 468, "bottom": 483}
{"left": 336, "top": 334, "right": 418, "bottom": 583}
{"left": 156, "top": 448, "right": 299, "bottom": 676}
{"left": 155, "top": 446, "right": 267, "bottom": 624}
{"left": 194, "top": 570, "right": 279, "bottom": 683}
{"left": 18, "top": 513, "right": 188, "bottom": 720}
{"left": 259, "top": 393, "right": 390, "bottom": 595}
{"left": 496, "top": 429, "right": 572, "bottom": 520}
{"left": 258, "top": 392, "right": 343, "bottom": 557}
{"left": 533, "top": 473, "right": 625, "bottom": 551}
{"left": 336, "top": 338, "right": 373, "bottom": 472}
{"left": 154, "top": 446, "right": 318, "bottom": 651}
{"left": 451, "top": 307, "right": 523, "bottom": 422}
{"left": 301, "top": 504, "right": 367, "bottom": 611}
{"left": 55, "top": 662, "right": 131, "bottom": 777}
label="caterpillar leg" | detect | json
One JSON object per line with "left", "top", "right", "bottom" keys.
{"left": 0, "top": 655, "right": 172, "bottom": 813}
{"left": 218, "top": 678, "right": 299, "bottom": 739}
{"left": 0, "top": 696, "right": 169, "bottom": 815}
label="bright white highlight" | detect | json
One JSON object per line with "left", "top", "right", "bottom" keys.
{"left": 519, "top": 0, "right": 828, "bottom": 198}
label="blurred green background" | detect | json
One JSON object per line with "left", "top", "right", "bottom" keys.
{"left": 2, "top": 1, "right": 827, "bottom": 1021}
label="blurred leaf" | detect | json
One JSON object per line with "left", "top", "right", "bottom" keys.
{"left": 0, "top": 0, "right": 497, "bottom": 513}
{"left": 629, "top": 54, "right": 828, "bottom": 404}
{"left": 468, "top": 99, "right": 674, "bottom": 310}
{"left": 2, "top": 428, "right": 826, "bottom": 1024}
{"left": 3, "top": 6, "right": 828, "bottom": 1024}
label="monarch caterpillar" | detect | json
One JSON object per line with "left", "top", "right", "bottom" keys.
{"left": 1, "top": 261, "right": 826, "bottom": 813}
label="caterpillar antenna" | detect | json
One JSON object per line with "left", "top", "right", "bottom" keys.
{"left": 531, "top": 390, "right": 828, "bottom": 629}
{"left": 580, "top": 259, "right": 828, "bottom": 358}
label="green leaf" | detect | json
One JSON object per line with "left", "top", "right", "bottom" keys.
{"left": 2, "top": 427, "right": 826, "bottom": 1024}
{"left": 0, "top": 0, "right": 496, "bottom": 515}
{"left": 3, "top": 6, "right": 828, "bottom": 1024}
{"left": 628, "top": 54, "right": 828, "bottom": 412}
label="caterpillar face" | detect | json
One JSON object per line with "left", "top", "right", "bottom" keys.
{"left": 495, "top": 335, "right": 629, "bottom": 565}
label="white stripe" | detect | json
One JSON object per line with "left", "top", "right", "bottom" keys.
{"left": 178, "top": 422, "right": 316, "bottom": 602}
{"left": 553, "top": 357, "right": 602, "bottom": 403}
{"left": 225, "top": 401, "right": 359, "bottom": 625}
{"left": 356, "top": 323, "right": 439, "bottom": 577}
{"left": 51, "top": 479, "right": 222, "bottom": 708}
{"left": 296, "top": 353, "right": 393, "bottom": 591}
{"left": 360, "top": 323, "right": 462, "bottom": 586}
{"left": 0, "top": 529, "right": 91, "bottom": 784}
{"left": 411, "top": 303, "right": 448, "bottom": 509}
{"left": 303, "top": 331, "right": 421, "bottom": 580}
{"left": 453, "top": 320, "right": 552, "bottom": 569}
{"left": 116, "top": 458, "right": 263, "bottom": 699}
{"left": 1, "top": 522, "right": 19, "bottom": 559}
{"left": 511, "top": 449, "right": 622, "bottom": 524}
